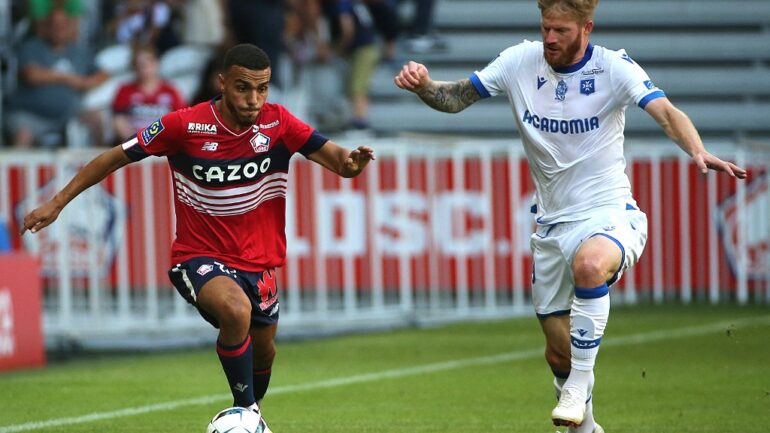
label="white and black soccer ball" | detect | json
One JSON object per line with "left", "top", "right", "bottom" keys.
{"left": 206, "top": 407, "right": 269, "bottom": 433}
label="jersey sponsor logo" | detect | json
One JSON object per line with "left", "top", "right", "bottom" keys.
{"left": 537, "top": 76, "right": 547, "bottom": 89}
{"left": 141, "top": 119, "right": 164, "bottom": 145}
{"left": 555, "top": 79, "right": 568, "bottom": 101}
{"left": 191, "top": 158, "right": 273, "bottom": 184}
{"left": 259, "top": 120, "right": 280, "bottom": 129}
{"left": 196, "top": 264, "right": 214, "bottom": 275}
{"left": 580, "top": 79, "right": 595, "bottom": 95}
{"left": 522, "top": 110, "right": 600, "bottom": 134}
{"left": 581, "top": 67, "right": 604, "bottom": 76}
{"left": 187, "top": 122, "right": 217, "bottom": 134}
{"left": 250, "top": 132, "right": 271, "bottom": 153}
{"left": 644, "top": 80, "right": 655, "bottom": 90}
{"left": 201, "top": 141, "right": 219, "bottom": 151}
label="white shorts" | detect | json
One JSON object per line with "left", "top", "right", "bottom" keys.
{"left": 530, "top": 204, "right": 648, "bottom": 318}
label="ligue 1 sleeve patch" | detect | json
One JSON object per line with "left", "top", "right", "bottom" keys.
{"left": 141, "top": 119, "right": 165, "bottom": 145}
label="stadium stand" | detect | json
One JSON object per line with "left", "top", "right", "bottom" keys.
{"left": 368, "top": 0, "right": 770, "bottom": 138}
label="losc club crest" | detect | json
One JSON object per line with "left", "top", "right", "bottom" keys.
{"left": 250, "top": 132, "right": 270, "bottom": 153}
{"left": 716, "top": 175, "right": 769, "bottom": 282}
{"left": 15, "top": 168, "right": 125, "bottom": 278}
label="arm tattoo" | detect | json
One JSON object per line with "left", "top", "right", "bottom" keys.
{"left": 416, "top": 79, "right": 482, "bottom": 113}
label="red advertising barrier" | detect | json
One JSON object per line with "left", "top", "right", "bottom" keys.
{"left": 0, "top": 253, "right": 46, "bottom": 371}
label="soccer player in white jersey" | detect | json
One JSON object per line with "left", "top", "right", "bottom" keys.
{"left": 395, "top": 0, "right": 746, "bottom": 431}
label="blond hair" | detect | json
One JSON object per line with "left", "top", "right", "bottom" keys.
{"left": 537, "top": 0, "right": 599, "bottom": 23}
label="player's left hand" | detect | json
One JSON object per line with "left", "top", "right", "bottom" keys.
{"left": 20, "top": 200, "right": 63, "bottom": 235}
{"left": 344, "top": 146, "right": 376, "bottom": 175}
{"left": 693, "top": 151, "right": 747, "bottom": 179}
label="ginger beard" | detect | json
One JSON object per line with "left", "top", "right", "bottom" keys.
{"left": 543, "top": 33, "right": 584, "bottom": 69}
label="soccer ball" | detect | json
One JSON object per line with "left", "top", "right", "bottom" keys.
{"left": 206, "top": 407, "right": 269, "bottom": 433}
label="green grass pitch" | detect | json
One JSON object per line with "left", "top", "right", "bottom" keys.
{"left": 1, "top": 304, "right": 769, "bottom": 432}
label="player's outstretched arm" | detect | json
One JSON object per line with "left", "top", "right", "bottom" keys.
{"left": 307, "top": 141, "right": 376, "bottom": 178}
{"left": 20, "top": 145, "right": 133, "bottom": 235}
{"left": 394, "top": 61, "right": 481, "bottom": 113}
{"left": 644, "top": 97, "right": 747, "bottom": 179}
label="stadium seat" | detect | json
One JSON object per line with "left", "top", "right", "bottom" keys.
{"left": 367, "top": 0, "right": 770, "bottom": 137}
{"left": 168, "top": 74, "right": 202, "bottom": 105}
{"left": 82, "top": 72, "right": 134, "bottom": 110}
{"left": 95, "top": 44, "right": 133, "bottom": 75}
{"left": 159, "top": 44, "right": 214, "bottom": 79}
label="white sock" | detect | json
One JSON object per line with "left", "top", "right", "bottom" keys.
{"left": 570, "top": 285, "right": 610, "bottom": 372}
{"left": 564, "top": 371, "right": 595, "bottom": 433}
{"left": 554, "top": 376, "right": 567, "bottom": 400}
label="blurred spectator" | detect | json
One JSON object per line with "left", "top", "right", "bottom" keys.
{"left": 4, "top": 7, "right": 108, "bottom": 149}
{"left": 190, "top": 50, "right": 226, "bottom": 105}
{"left": 365, "top": 0, "right": 400, "bottom": 65}
{"left": 108, "top": 0, "right": 180, "bottom": 54}
{"left": 227, "top": 0, "right": 285, "bottom": 89}
{"left": 398, "top": 0, "right": 446, "bottom": 53}
{"left": 25, "top": 0, "right": 82, "bottom": 43}
{"left": 181, "top": 0, "right": 228, "bottom": 49}
{"left": 111, "top": 44, "right": 186, "bottom": 143}
{"left": 322, "top": 0, "right": 380, "bottom": 130}
{"left": 284, "top": 0, "right": 332, "bottom": 67}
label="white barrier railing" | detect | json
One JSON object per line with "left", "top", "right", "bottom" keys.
{"left": 1, "top": 137, "right": 768, "bottom": 347}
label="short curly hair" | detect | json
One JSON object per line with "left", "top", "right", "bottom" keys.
{"left": 537, "top": 0, "right": 599, "bottom": 23}
{"left": 223, "top": 43, "right": 271, "bottom": 72}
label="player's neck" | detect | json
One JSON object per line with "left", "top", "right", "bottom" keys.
{"left": 214, "top": 98, "right": 251, "bottom": 132}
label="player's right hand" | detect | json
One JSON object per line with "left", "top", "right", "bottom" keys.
{"left": 394, "top": 61, "right": 431, "bottom": 93}
{"left": 20, "top": 201, "right": 62, "bottom": 235}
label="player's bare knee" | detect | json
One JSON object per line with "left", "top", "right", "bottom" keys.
{"left": 571, "top": 254, "right": 609, "bottom": 287}
{"left": 215, "top": 301, "right": 252, "bottom": 333}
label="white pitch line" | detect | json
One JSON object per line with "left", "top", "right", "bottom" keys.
{"left": 1, "top": 315, "right": 768, "bottom": 433}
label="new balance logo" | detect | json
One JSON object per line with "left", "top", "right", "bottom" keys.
{"left": 233, "top": 383, "right": 249, "bottom": 392}
{"left": 201, "top": 142, "right": 218, "bottom": 151}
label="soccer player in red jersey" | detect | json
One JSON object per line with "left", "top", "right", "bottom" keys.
{"left": 20, "top": 44, "right": 375, "bottom": 429}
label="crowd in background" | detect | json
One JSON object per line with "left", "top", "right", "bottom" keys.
{"left": 0, "top": 0, "right": 448, "bottom": 149}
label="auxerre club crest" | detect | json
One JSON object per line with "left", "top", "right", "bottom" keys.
{"left": 580, "top": 78, "right": 595, "bottom": 95}
{"left": 250, "top": 132, "right": 270, "bottom": 153}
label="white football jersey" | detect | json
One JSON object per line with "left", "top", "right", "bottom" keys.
{"left": 471, "top": 41, "right": 665, "bottom": 224}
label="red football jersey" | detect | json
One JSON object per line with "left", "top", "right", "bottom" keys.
{"left": 112, "top": 81, "right": 186, "bottom": 132}
{"left": 122, "top": 98, "right": 328, "bottom": 271}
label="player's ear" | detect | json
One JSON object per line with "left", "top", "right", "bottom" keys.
{"left": 583, "top": 20, "right": 594, "bottom": 35}
{"left": 217, "top": 73, "right": 225, "bottom": 92}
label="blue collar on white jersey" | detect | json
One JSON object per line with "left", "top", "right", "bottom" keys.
{"left": 553, "top": 43, "right": 594, "bottom": 74}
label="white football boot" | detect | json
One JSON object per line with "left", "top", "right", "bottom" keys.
{"left": 246, "top": 403, "right": 273, "bottom": 433}
{"left": 551, "top": 385, "right": 587, "bottom": 427}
